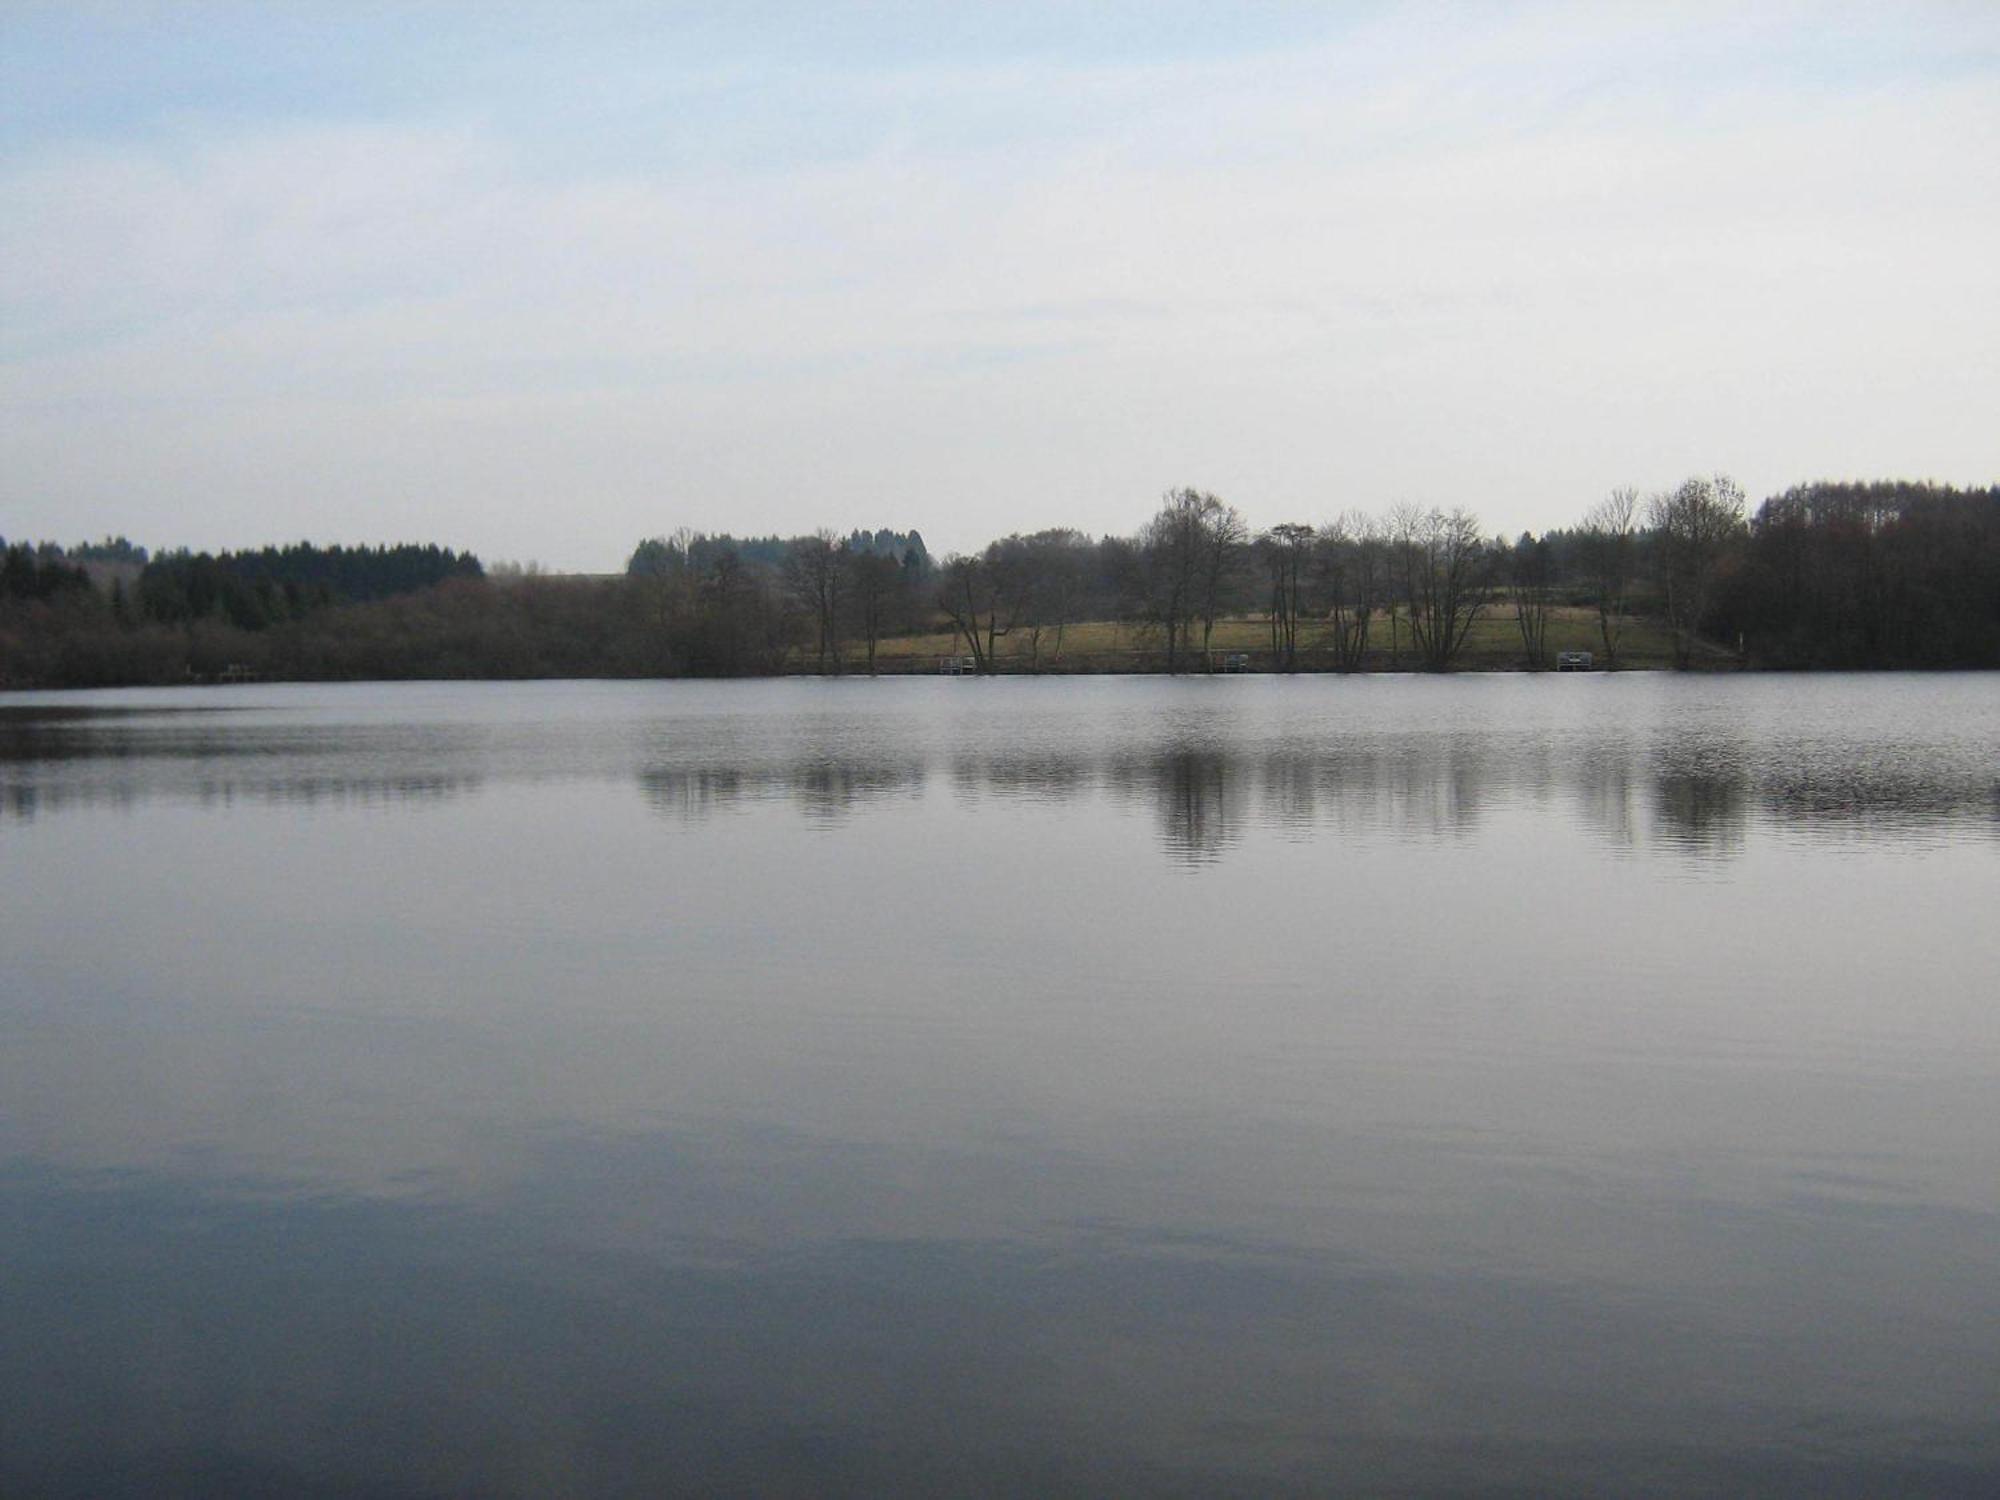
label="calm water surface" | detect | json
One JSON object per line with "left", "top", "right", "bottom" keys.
{"left": 2, "top": 675, "right": 1996, "bottom": 1497}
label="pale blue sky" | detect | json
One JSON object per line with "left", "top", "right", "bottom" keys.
{"left": 4, "top": 2, "right": 1996, "bottom": 567}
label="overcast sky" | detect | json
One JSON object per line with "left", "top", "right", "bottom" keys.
{"left": 3, "top": 2, "right": 1995, "bottom": 569}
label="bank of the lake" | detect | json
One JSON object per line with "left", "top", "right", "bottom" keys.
{"left": 2, "top": 599, "right": 1723, "bottom": 689}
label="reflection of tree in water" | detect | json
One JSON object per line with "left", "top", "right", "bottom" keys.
{"left": 1571, "top": 742, "right": 1641, "bottom": 849}
{"left": 2, "top": 705, "right": 489, "bottom": 819}
{"left": 2, "top": 772, "right": 479, "bottom": 820}
{"left": 948, "top": 753, "right": 1092, "bottom": 803}
{"left": 1256, "top": 748, "right": 1320, "bottom": 833}
{"left": 1107, "top": 746, "right": 1245, "bottom": 865}
{"left": 1651, "top": 738, "right": 1749, "bottom": 855}
{"left": 1653, "top": 771, "right": 1748, "bottom": 853}
{"left": 1099, "top": 736, "right": 1501, "bottom": 861}
{"left": 638, "top": 758, "right": 925, "bottom": 825}
{"left": 638, "top": 766, "right": 747, "bottom": 822}
{"left": 789, "top": 758, "right": 925, "bottom": 822}
{"left": 1383, "top": 738, "right": 1488, "bottom": 838}
{"left": 1757, "top": 754, "right": 2000, "bottom": 834}
{"left": 0, "top": 703, "right": 242, "bottom": 764}
{"left": 1256, "top": 738, "right": 1491, "bottom": 842}
{"left": 629, "top": 723, "right": 1997, "bottom": 863}
{"left": 198, "top": 775, "right": 480, "bottom": 810}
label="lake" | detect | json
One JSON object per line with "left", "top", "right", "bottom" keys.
{"left": 2, "top": 674, "right": 1996, "bottom": 1497}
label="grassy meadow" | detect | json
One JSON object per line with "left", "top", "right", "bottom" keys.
{"left": 835, "top": 606, "right": 1691, "bottom": 673}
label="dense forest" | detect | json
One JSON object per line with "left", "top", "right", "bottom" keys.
{"left": 3, "top": 479, "right": 1996, "bottom": 688}
{"left": 137, "top": 543, "right": 484, "bottom": 628}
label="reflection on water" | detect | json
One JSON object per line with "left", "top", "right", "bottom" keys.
{"left": 4, "top": 773, "right": 481, "bottom": 819}
{"left": 1652, "top": 734, "right": 1753, "bottom": 855}
{"left": 2, "top": 675, "right": 1998, "bottom": 1496}
{"left": 6, "top": 679, "right": 1995, "bottom": 859}
{"left": 1105, "top": 747, "right": 1245, "bottom": 863}
{"left": 640, "top": 757, "right": 928, "bottom": 823}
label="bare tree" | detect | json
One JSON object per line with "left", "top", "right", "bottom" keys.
{"left": 844, "top": 548, "right": 900, "bottom": 674}
{"left": 1581, "top": 486, "right": 1639, "bottom": 668}
{"left": 1136, "top": 488, "right": 1245, "bottom": 671}
{"left": 1648, "top": 474, "right": 1746, "bottom": 668}
{"left": 1509, "top": 531, "right": 1554, "bottom": 668}
{"left": 783, "top": 530, "right": 845, "bottom": 673}
{"left": 1196, "top": 502, "right": 1248, "bottom": 667}
{"left": 1392, "top": 505, "right": 1494, "bottom": 670}
{"left": 693, "top": 545, "right": 787, "bottom": 676}
{"left": 936, "top": 553, "right": 1014, "bottom": 673}
{"left": 626, "top": 528, "right": 697, "bottom": 671}
{"left": 1135, "top": 490, "right": 1205, "bottom": 671}
{"left": 1008, "top": 528, "right": 1092, "bottom": 667}
{"left": 978, "top": 534, "right": 1046, "bottom": 666}
{"left": 1319, "top": 510, "right": 1384, "bottom": 670}
{"left": 1258, "top": 523, "right": 1315, "bottom": 670}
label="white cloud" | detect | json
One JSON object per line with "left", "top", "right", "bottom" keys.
{"left": 2, "top": 5, "right": 1995, "bottom": 564}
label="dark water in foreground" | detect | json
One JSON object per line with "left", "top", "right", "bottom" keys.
{"left": 2, "top": 675, "right": 1996, "bottom": 1497}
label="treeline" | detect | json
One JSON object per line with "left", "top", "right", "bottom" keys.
{"left": 4, "top": 477, "right": 1997, "bottom": 689}
{"left": 623, "top": 528, "right": 934, "bottom": 675}
{"left": 2, "top": 541, "right": 94, "bottom": 604}
{"left": 136, "top": 543, "right": 483, "bottom": 629}
{"left": 931, "top": 496, "right": 1591, "bottom": 673}
{"left": 1726, "top": 482, "right": 2000, "bottom": 666}
{"left": 916, "top": 477, "right": 1999, "bottom": 673}
{"left": 617, "top": 486, "right": 1736, "bottom": 676}
{"left": 1, "top": 538, "right": 488, "bottom": 687}
{"left": 0, "top": 574, "right": 676, "bottom": 689}
{"left": 630, "top": 527, "right": 926, "bottom": 577}
{"left": 604, "top": 494, "right": 1629, "bottom": 675}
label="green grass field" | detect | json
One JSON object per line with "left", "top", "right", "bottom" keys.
{"left": 841, "top": 605, "right": 1691, "bottom": 672}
